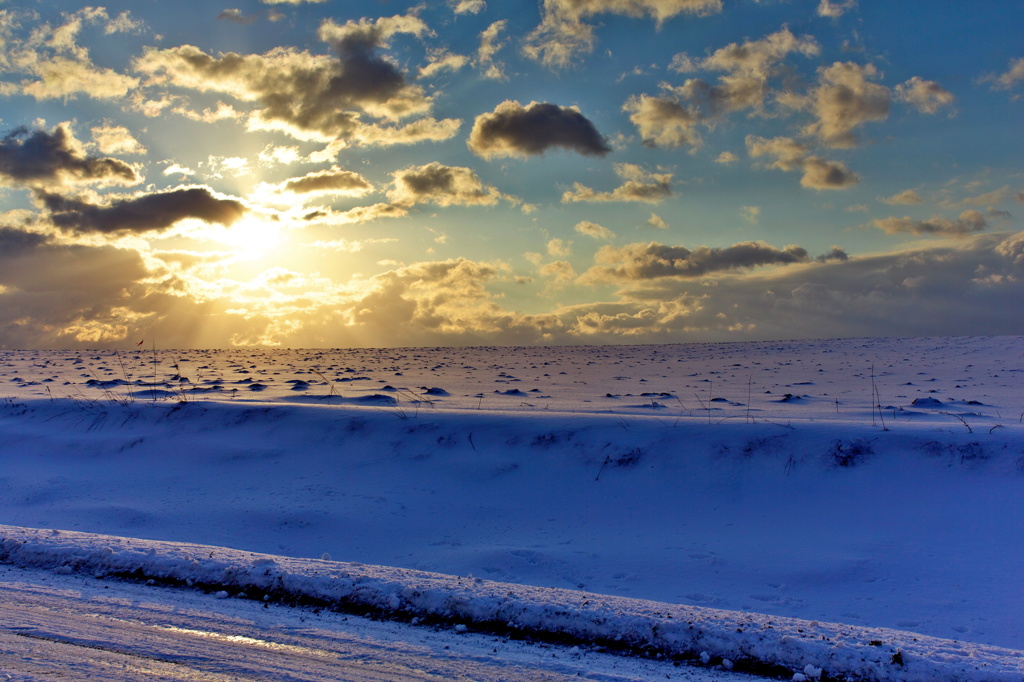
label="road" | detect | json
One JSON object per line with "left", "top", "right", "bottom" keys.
{"left": 0, "top": 564, "right": 755, "bottom": 681}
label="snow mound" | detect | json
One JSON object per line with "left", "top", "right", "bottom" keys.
{"left": 1, "top": 525, "right": 1020, "bottom": 682}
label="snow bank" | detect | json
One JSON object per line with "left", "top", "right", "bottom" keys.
{"left": 2, "top": 525, "right": 1020, "bottom": 682}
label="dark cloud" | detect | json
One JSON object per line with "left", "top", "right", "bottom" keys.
{"left": 39, "top": 187, "right": 247, "bottom": 234}
{"left": 468, "top": 100, "right": 611, "bottom": 159}
{"left": 0, "top": 126, "right": 139, "bottom": 187}
{"left": 0, "top": 225, "right": 152, "bottom": 347}
{"left": 0, "top": 226, "right": 50, "bottom": 255}
{"left": 319, "top": 18, "right": 411, "bottom": 106}
{"left": 799, "top": 156, "right": 859, "bottom": 189}
{"left": 218, "top": 9, "right": 257, "bottom": 25}
{"left": 815, "top": 246, "right": 849, "bottom": 262}
{"left": 584, "top": 240, "right": 809, "bottom": 281}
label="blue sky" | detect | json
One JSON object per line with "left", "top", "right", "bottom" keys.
{"left": 0, "top": 0, "right": 1021, "bottom": 348}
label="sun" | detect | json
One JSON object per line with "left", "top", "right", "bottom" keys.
{"left": 213, "top": 215, "right": 287, "bottom": 259}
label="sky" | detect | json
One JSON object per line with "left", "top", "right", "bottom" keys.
{"left": 0, "top": 0, "right": 1021, "bottom": 349}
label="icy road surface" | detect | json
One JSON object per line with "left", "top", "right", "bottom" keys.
{"left": 0, "top": 563, "right": 753, "bottom": 682}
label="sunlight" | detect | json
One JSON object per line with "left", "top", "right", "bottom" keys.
{"left": 212, "top": 215, "right": 286, "bottom": 260}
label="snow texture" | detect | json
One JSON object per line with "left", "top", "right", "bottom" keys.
{"left": 2, "top": 525, "right": 1021, "bottom": 681}
{"left": 2, "top": 336, "right": 1023, "bottom": 680}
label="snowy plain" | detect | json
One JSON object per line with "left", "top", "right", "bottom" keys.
{"left": 1, "top": 335, "right": 1023, "bottom": 680}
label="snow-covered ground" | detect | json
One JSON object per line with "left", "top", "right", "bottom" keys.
{"left": 2, "top": 336, "right": 1023, "bottom": 679}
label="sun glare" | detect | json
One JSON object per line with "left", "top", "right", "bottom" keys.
{"left": 215, "top": 216, "right": 286, "bottom": 259}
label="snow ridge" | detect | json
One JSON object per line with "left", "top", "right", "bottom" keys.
{"left": 2, "top": 525, "right": 1021, "bottom": 682}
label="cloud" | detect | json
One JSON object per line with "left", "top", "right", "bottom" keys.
{"left": 258, "top": 144, "right": 301, "bottom": 167}
{"left": 715, "top": 151, "right": 739, "bottom": 164}
{"left": 945, "top": 185, "right": 1016, "bottom": 209}
{"left": 562, "top": 233, "right": 1024, "bottom": 341}
{"left": 582, "top": 240, "right": 810, "bottom": 282}
{"left": 799, "top": 156, "right": 860, "bottom": 190}
{"left": 218, "top": 9, "right": 256, "bottom": 25}
{"left": 575, "top": 220, "right": 616, "bottom": 240}
{"left": 815, "top": 246, "right": 849, "bottom": 262}
{"left": 0, "top": 125, "right": 139, "bottom": 188}
{"left": 476, "top": 20, "right": 508, "bottom": 79}
{"left": 269, "top": 167, "right": 373, "bottom": 198}
{"left": 468, "top": 100, "right": 611, "bottom": 159}
{"left": 881, "top": 189, "right": 923, "bottom": 205}
{"left": 681, "top": 26, "right": 820, "bottom": 80}
{"left": 523, "top": 0, "right": 722, "bottom": 69}
{"left": 451, "top": 0, "right": 486, "bottom": 14}
{"left": 39, "top": 186, "right": 247, "bottom": 234}
{"left": 543, "top": 0, "right": 722, "bottom": 23}
{"left": 388, "top": 162, "right": 508, "bottom": 207}
{"left": 316, "top": 14, "right": 431, "bottom": 112}
{"left": 983, "top": 56, "right": 1024, "bottom": 91}
{"left": 0, "top": 225, "right": 152, "bottom": 347}
{"left": 895, "top": 76, "right": 954, "bottom": 114}
{"left": 547, "top": 238, "right": 572, "bottom": 256}
{"left": 347, "top": 258, "right": 511, "bottom": 336}
{"left": 562, "top": 163, "right": 673, "bottom": 203}
{"left": 817, "top": 0, "right": 857, "bottom": 18}
{"left": 539, "top": 259, "right": 577, "bottom": 285}
{"left": 520, "top": 15, "right": 596, "bottom": 71}
{"left": 796, "top": 62, "right": 890, "bottom": 148}
{"left": 996, "top": 231, "right": 1024, "bottom": 266}
{"left": 745, "top": 135, "right": 858, "bottom": 189}
{"left": 623, "top": 94, "right": 701, "bottom": 148}
{"left": 418, "top": 48, "right": 470, "bottom": 79}
{"left": 90, "top": 125, "right": 146, "bottom": 155}
{"left": 740, "top": 206, "right": 760, "bottom": 224}
{"left": 0, "top": 8, "right": 140, "bottom": 100}
{"left": 133, "top": 13, "right": 456, "bottom": 144}
{"left": 20, "top": 56, "right": 139, "bottom": 100}
{"left": 302, "top": 202, "right": 409, "bottom": 225}
{"left": 745, "top": 135, "right": 806, "bottom": 171}
{"left": 260, "top": 0, "right": 327, "bottom": 4}
{"left": 163, "top": 163, "right": 194, "bottom": 177}
{"left": 871, "top": 209, "right": 988, "bottom": 238}
{"left": 628, "top": 28, "right": 818, "bottom": 148}
{"left": 647, "top": 213, "right": 668, "bottom": 229}
{"left": 349, "top": 118, "right": 463, "bottom": 147}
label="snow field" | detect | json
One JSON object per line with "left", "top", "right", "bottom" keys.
{"left": 1, "top": 525, "right": 1022, "bottom": 681}
{"left": 2, "top": 337, "right": 1023, "bottom": 679}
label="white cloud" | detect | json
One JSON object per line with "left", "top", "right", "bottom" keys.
{"left": 562, "top": 164, "right": 673, "bottom": 203}
{"left": 817, "top": 0, "right": 857, "bottom": 18}
{"left": 881, "top": 189, "right": 923, "bottom": 205}
{"left": 895, "top": 77, "right": 954, "bottom": 114}
{"left": 575, "top": 220, "right": 616, "bottom": 240}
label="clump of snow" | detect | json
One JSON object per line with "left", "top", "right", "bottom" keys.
{"left": 1, "top": 525, "right": 1021, "bottom": 681}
